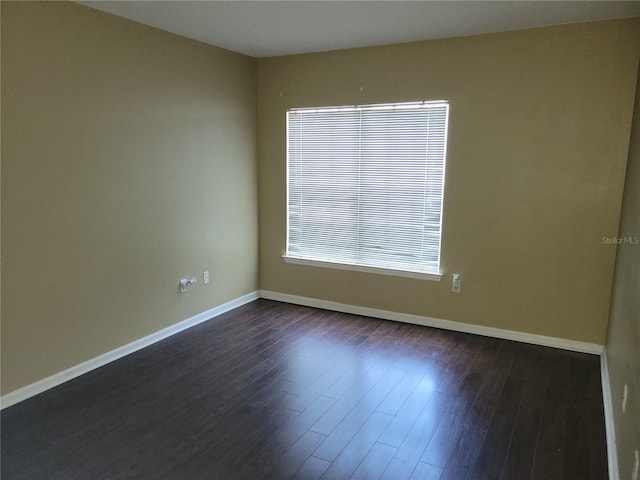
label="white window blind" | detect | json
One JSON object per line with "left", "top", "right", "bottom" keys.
{"left": 286, "top": 101, "right": 449, "bottom": 277}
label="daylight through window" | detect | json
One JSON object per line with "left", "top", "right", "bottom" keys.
{"left": 285, "top": 101, "right": 449, "bottom": 278}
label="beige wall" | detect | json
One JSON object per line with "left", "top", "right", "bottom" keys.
{"left": 1, "top": 2, "right": 639, "bottom": 400}
{"left": 1, "top": 2, "right": 258, "bottom": 394}
{"left": 606, "top": 60, "right": 640, "bottom": 480}
{"left": 257, "top": 19, "right": 640, "bottom": 345}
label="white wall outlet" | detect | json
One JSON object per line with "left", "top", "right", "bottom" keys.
{"left": 633, "top": 449, "right": 639, "bottom": 480}
{"left": 452, "top": 273, "right": 461, "bottom": 293}
{"left": 623, "top": 384, "right": 628, "bottom": 414}
{"left": 203, "top": 271, "right": 210, "bottom": 285}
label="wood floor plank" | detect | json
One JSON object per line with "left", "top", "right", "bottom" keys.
{"left": 530, "top": 383, "right": 569, "bottom": 480}
{"left": 419, "top": 367, "right": 486, "bottom": 469}
{"left": 322, "top": 356, "right": 383, "bottom": 400}
{"left": 380, "top": 391, "right": 450, "bottom": 479}
{"left": 319, "top": 411, "right": 393, "bottom": 480}
{"left": 438, "top": 342, "right": 517, "bottom": 479}
{"left": 376, "top": 362, "right": 444, "bottom": 448}
{"left": 282, "top": 395, "right": 338, "bottom": 443}
{"left": 410, "top": 461, "right": 443, "bottom": 480}
{"left": 350, "top": 442, "right": 396, "bottom": 480}
{"left": 562, "top": 404, "right": 591, "bottom": 479}
{"left": 467, "top": 375, "right": 526, "bottom": 479}
{"left": 312, "top": 366, "right": 405, "bottom": 461}
{"left": 499, "top": 375, "right": 548, "bottom": 480}
{"left": 377, "top": 365, "right": 431, "bottom": 416}
{"left": 276, "top": 430, "right": 327, "bottom": 478}
{"left": 0, "top": 300, "right": 608, "bottom": 480}
{"left": 588, "top": 403, "right": 609, "bottom": 480}
{"left": 286, "top": 359, "right": 353, "bottom": 412}
{"left": 292, "top": 455, "right": 332, "bottom": 480}
{"left": 309, "top": 362, "right": 391, "bottom": 436}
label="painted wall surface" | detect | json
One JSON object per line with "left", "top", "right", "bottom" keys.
{"left": 257, "top": 19, "right": 640, "bottom": 345}
{"left": 1, "top": 2, "right": 258, "bottom": 394}
{"left": 606, "top": 61, "right": 640, "bottom": 480}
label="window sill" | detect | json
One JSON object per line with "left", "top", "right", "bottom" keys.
{"left": 282, "top": 255, "right": 443, "bottom": 281}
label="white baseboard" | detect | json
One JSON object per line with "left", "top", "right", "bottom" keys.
{"left": 0, "top": 291, "right": 260, "bottom": 410}
{"left": 259, "top": 290, "right": 604, "bottom": 355}
{"left": 1, "top": 288, "right": 604, "bottom": 410}
{"left": 601, "top": 348, "right": 620, "bottom": 480}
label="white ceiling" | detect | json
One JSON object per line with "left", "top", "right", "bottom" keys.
{"left": 80, "top": 1, "right": 640, "bottom": 58}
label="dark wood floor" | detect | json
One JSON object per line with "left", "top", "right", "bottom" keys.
{"left": 1, "top": 299, "right": 608, "bottom": 480}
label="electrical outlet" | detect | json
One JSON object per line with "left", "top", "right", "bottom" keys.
{"left": 633, "top": 449, "right": 639, "bottom": 480}
{"left": 452, "top": 273, "right": 461, "bottom": 293}
{"left": 623, "top": 384, "right": 628, "bottom": 414}
{"left": 203, "top": 271, "right": 210, "bottom": 285}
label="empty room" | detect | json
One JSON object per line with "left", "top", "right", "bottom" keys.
{"left": 1, "top": 1, "right": 639, "bottom": 479}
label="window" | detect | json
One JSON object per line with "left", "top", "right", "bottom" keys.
{"left": 285, "top": 101, "right": 449, "bottom": 280}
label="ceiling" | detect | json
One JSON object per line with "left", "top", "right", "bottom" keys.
{"left": 80, "top": 1, "right": 640, "bottom": 58}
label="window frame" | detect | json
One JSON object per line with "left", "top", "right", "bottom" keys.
{"left": 283, "top": 100, "right": 449, "bottom": 281}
